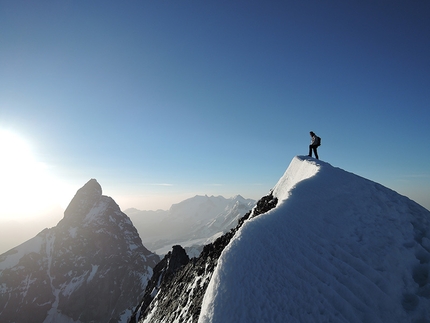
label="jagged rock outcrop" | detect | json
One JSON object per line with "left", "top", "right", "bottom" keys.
{"left": 132, "top": 192, "right": 277, "bottom": 323}
{"left": 130, "top": 245, "right": 190, "bottom": 322}
{"left": 0, "top": 179, "right": 159, "bottom": 323}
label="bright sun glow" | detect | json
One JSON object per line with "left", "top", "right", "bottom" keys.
{"left": 0, "top": 129, "right": 69, "bottom": 219}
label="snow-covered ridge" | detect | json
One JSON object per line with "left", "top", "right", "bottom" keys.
{"left": 198, "top": 156, "right": 430, "bottom": 323}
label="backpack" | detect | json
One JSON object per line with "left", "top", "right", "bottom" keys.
{"left": 316, "top": 136, "right": 321, "bottom": 146}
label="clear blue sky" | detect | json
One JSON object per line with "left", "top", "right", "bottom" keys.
{"left": 1, "top": 0, "right": 429, "bottom": 216}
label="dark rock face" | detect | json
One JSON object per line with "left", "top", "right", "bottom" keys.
{"left": 133, "top": 192, "right": 278, "bottom": 323}
{"left": 249, "top": 191, "right": 278, "bottom": 219}
{"left": 63, "top": 178, "right": 102, "bottom": 221}
{"left": 130, "top": 245, "right": 190, "bottom": 322}
{"left": 0, "top": 179, "right": 159, "bottom": 323}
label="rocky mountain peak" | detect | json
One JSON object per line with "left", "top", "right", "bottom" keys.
{"left": 63, "top": 178, "right": 102, "bottom": 221}
{"left": 0, "top": 179, "right": 159, "bottom": 323}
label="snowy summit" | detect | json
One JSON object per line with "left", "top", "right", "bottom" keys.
{"left": 199, "top": 156, "right": 430, "bottom": 323}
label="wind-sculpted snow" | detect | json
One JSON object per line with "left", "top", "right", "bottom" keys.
{"left": 199, "top": 156, "right": 430, "bottom": 323}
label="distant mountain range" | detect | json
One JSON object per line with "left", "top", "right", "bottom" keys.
{"left": 125, "top": 195, "right": 256, "bottom": 256}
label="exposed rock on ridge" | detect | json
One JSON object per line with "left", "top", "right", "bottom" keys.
{"left": 130, "top": 245, "right": 190, "bottom": 322}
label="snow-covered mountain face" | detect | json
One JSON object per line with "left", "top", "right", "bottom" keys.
{"left": 0, "top": 179, "right": 159, "bottom": 323}
{"left": 125, "top": 195, "right": 255, "bottom": 256}
{"left": 135, "top": 156, "right": 430, "bottom": 323}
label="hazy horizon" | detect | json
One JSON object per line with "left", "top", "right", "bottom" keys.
{"left": 1, "top": 162, "right": 429, "bottom": 255}
{"left": 0, "top": 185, "right": 259, "bottom": 254}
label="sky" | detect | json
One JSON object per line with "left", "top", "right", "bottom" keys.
{"left": 0, "top": 0, "right": 429, "bottom": 229}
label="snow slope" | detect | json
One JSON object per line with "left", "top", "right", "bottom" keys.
{"left": 199, "top": 156, "right": 430, "bottom": 323}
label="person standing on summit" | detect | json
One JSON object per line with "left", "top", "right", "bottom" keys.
{"left": 308, "top": 131, "right": 320, "bottom": 159}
